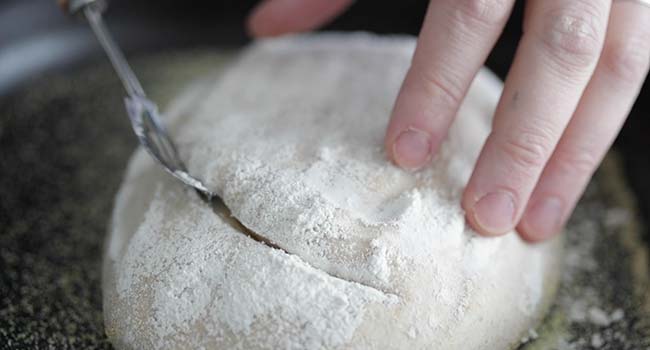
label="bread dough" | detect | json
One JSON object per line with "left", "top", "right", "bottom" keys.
{"left": 103, "top": 33, "right": 562, "bottom": 350}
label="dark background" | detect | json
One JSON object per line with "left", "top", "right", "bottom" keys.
{"left": 1, "top": 0, "right": 646, "bottom": 229}
{"left": 0, "top": 0, "right": 648, "bottom": 348}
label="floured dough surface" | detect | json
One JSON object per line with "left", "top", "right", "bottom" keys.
{"left": 104, "top": 34, "right": 562, "bottom": 350}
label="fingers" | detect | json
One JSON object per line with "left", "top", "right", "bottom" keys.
{"left": 247, "top": 0, "right": 354, "bottom": 37}
{"left": 518, "top": 1, "right": 650, "bottom": 241}
{"left": 462, "top": 0, "right": 612, "bottom": 236}
{"left": 385, "top": 0, "right": 514, "bottom": 169}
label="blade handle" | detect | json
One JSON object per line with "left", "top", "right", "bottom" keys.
{"left": 58, "top": 0, "right": 106, "bottom": 16}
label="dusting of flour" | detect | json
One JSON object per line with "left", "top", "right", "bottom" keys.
{"left": 104, "top": 33, "right": 562, "bottom": 350}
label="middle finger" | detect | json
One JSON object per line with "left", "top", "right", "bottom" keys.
{"left": 462, "top": 0, "right": 611, "bottom": 236}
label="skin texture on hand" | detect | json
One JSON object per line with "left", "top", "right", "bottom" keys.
{"left": 246, "top": 0, "right": 650, "bottom": 242}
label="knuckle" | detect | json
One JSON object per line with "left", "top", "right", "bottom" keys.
{"left": 553, "top": 146, "right": 600, "bottom": 177}
{"left": 537, "top": 3, "right": 607, "bottom": 69}
{"left": 601, "top": 38, "right": 650, "bottom": 85}
{"left": 455, "top": 0, "right": 512, "bottom": 27}
{"left": 411, "top": 65, "right": 464, "bottom": 107}
{"left": 498, "top": 127, "right": 555, "bottom": 171}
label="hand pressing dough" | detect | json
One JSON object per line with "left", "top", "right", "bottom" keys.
{"left": 104, "top": 33, "right": 562, "bottom": 350}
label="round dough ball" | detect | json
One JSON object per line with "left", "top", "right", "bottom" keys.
{"left": 104, "top": 34, "right": 562, "bottom": 350}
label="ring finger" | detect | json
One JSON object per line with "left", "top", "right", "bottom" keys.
{"left": 518, "top": 0, "right": 650, "bottom": 241}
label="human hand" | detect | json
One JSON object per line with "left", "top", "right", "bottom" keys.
{"left": 247, "top": 0, "right": 650, "bottom": 241}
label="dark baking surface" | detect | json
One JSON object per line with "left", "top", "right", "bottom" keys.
{"left": 0, "top": 1, "right": 648, "bottom": 349}
{"left": 0, "top": 68, "right": 129, "bottom": 350}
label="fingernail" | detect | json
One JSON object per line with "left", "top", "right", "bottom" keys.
{"left": 472, "top": 191, "right": 517, "bottom": 235}
{"left": 523, "top": 197, "right": 564, "bottom": 240}
{"left": 392, "top": 128, "right": 432, "bottom": 170}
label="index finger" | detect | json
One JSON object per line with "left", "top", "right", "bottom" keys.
{"left": 385, "top": 0, "right": 514, "bottom": 169}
